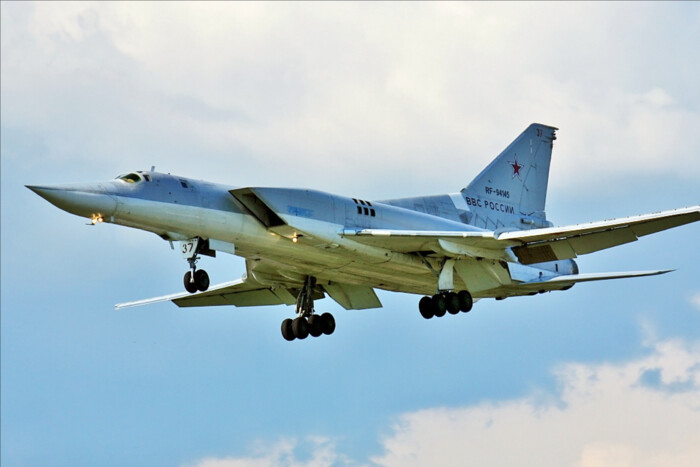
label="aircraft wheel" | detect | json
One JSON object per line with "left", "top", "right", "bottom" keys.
{"left": 195, "top": 269, "right": 210, "bottom": 292}
{"left": 458, "top": 290, "right": 473, "bottom": 312}
{"left": 281, "top": 319, "right": 296, "bottom": 341}
{"left": 308, "top": 315, "right": 323, "bottom": 337}
{"left": 320, "top": 313, "right": 336, "bottom": 335}
{"left": 419, "top": 296, "right": 435, "bottom": 319}
{"left": 292, "top": 317, "right": 309, "bottom": 340}
{"left": 184, "top": 271, "right": 198, "bottom": 294}
{"left": 432, "top": 294, "right": 447, "bottom": 318}
{"left": 446, "top": 292, "right": 460, "bottom": 315}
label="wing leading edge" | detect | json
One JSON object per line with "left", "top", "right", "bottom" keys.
{"left": 115, "top": 277, "right": 298, "bottom": 309}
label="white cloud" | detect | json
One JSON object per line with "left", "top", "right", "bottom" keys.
{"left": 188, "top": 338, "right": 700, "bottom": 467}
{"left": 372, "top": 338, "right": 700, "bottom": 467}
{"left": 3, "top": 2, "right": 700, "bottom": 196}
{"left": 692, "top": 293, "right": 700, "bottom": 312}
{"left": 185, "top": 437, "right": 341, "bottom": 467}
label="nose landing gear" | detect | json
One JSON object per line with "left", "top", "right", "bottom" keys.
{"left": 181, "top": 237, "right": 210, "bottom": 293}
{"left": 281, "top": 276, "right": 335, "bottom": 341}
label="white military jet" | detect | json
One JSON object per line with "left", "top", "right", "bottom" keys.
{"left": 28, "top": 124, "right": 700, "bottom": 341}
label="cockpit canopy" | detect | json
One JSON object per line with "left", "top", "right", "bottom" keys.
{"left": 116, "top": 172, "right": 151, "bottom": 183}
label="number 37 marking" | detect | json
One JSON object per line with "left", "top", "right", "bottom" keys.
{"left": 182, "top": 242, "right": 195, "bottom": 254}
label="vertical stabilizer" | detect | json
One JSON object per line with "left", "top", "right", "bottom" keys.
{"left": 461, "top": 123, "right": 557, "bottom": 230}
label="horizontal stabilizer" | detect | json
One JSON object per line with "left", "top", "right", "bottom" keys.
{"left": 495, "top": 269, "right": 674, "bottom": 298}
{"left": 524, "top": 269, "right": 672, "bottom": 286}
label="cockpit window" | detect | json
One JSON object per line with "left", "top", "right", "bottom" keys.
{"left": 116, "top": 173, "right": 143, "bottom": 183}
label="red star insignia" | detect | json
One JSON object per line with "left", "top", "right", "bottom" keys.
{"left": 509, "top": 155, "right": 523, "bottom": 179}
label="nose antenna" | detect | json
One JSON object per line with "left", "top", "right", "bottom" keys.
{"left": 150, "top": 166, "right": 156, "bottom": 172}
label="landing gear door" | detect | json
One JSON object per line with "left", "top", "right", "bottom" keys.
{"left": 181, "top": 238, "right": 200, "bottom": 260}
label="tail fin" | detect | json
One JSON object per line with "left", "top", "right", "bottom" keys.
{"left": 461, "top": 123, "right": 557, "bottom": 230}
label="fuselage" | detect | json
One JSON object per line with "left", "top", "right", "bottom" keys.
{"left": 28, "top": 170, "right": 577, "bottom": 299}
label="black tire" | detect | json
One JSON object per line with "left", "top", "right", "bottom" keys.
{"left": 195, "top": 269, "right": 210, "bottom": 292}
{"left": 184, "top": 271, "right": 198, "bottom": 293}
{"left": 320, "top": 313, "right": 336, "bottom": 335}
{"left": 419, "top": 296, "right": 435, "bottom": 319}
{"left": 308, "top": 315, "right": 323, "bottom": 337}
{"left": 446, "top": 292, "right": 460, "bottom": 315}
{"left": 292, "top": 317, "right": 309, "bottom": 340}
{"left": 433, "top": 294, "right": 447, "bottom": 317}
{"left": 458, "top": 290, "right": 473, "bottom": 312}
{"left": 281, "top": 319, "right": 295, "bottom": 341}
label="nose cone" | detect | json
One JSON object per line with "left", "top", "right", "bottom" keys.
{"left": 26, "top": 184, "right": 117, "bottom": 219}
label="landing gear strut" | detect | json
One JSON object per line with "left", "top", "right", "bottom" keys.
{"left": 281, "top": 276, "right": 335, "bottom": 341}
{"left": 419, "top": 290, "right": 472, "bottom": 319}
{"left": 182, "top": 237, "right": 210, "bottom": 293}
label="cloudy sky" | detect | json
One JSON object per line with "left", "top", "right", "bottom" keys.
{"left": 2, "top": 2, "right": 699, "bottom": 466}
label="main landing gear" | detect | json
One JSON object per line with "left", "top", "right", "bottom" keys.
{"left": 281, "top": 276, "right": 336, "bottom": 341}
{"left": 418, "top": 290, "right": 473, "bottom": 319}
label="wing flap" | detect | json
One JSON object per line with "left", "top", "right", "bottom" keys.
{"left": 323, "top": 283, "right": 382, "bottom": 310}
{"left": 507, "top": 206, "right": 699, "bottom": 264}
{"left": 501, "top": 206, "right": 699, "bottom": 243}
{"left": 628, "top": 210, "right": 700, "bottom": 237}
{"left": 566, "top": 227, "right": 638, "bottom": 255}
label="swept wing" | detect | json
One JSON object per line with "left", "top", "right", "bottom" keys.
{"left": 115, "top": 276, "right": 298, "bottom": 309}
{"left": 344, "top": 206, "right": 700, "bottom": 264}
{"left": 116, "top": 260, "right": 382, "bottom": 311}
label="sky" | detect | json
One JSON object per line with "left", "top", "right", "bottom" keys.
{"left": 1, "top": 2, "right": 699, "bottom": 466}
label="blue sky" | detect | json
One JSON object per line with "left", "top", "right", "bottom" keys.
{"left": 2, "top": 3, "right": 699, "bottom": 466}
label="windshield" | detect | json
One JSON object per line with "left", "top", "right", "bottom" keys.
{"left": 116, "top": 173, "right": 143, "bottom": 183}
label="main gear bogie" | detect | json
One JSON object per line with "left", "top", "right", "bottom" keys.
{"left": 418, "top": 290, "right": 473, "bottom": 320}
